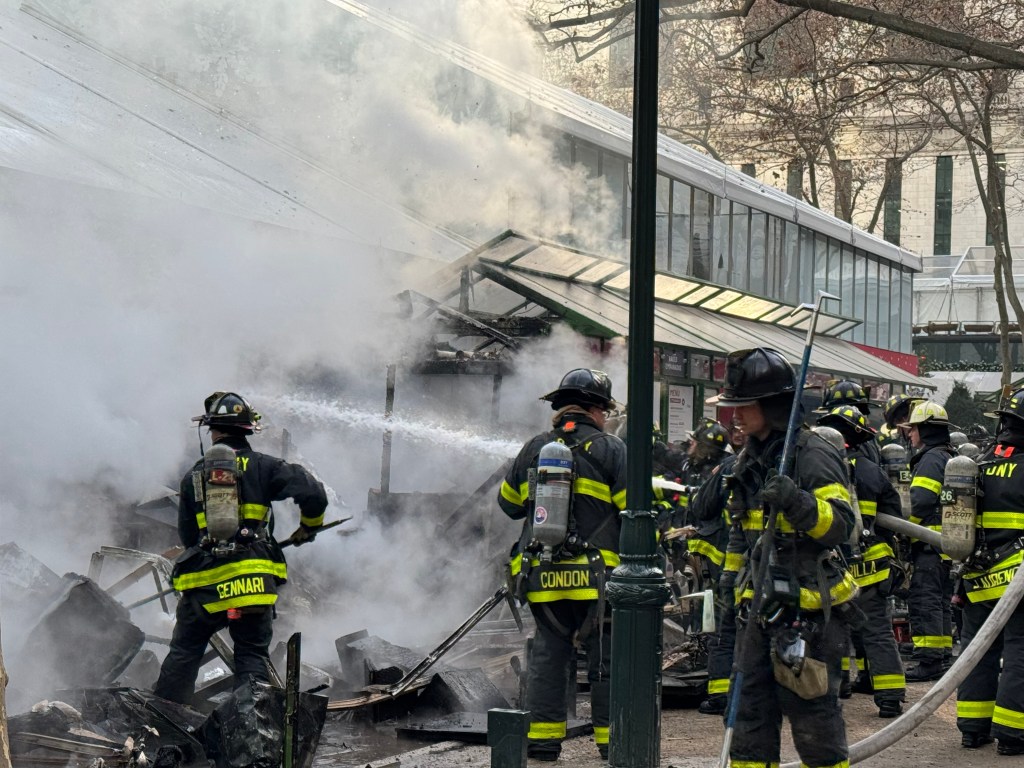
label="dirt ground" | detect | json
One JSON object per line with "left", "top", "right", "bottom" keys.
{"left": 354, "top": 680, "right": 983, "bottom": 767}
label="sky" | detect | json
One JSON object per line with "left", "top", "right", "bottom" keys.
{"left": 0, "top": 0, "right": 629, "bottom": 679}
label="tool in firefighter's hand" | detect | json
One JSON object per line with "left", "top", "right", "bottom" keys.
{"left": 388, "top": 585, "right": 521, "bottom": 697}
{"left": 762, "top": 473, "right": 800, "bottom": 513}
{"left": 651, "top": 477, "right": 697, "bottom": 495}
{"left": 280, "top": 517, "right": 352, "bottom": 548}
{"left": 720, "top": 290, "right": 838, "bottom": 768}
{"left": 663, "top": 525, "right": 698, "bottom": 541}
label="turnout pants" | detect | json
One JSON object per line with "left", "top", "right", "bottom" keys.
{"left": 526, "top": 599, "right": 611, "bottom": 759}
{"left": 852, "top": 583, "right": 906, "bottom": 707}
{"left": 153, "top": 594, "right": 274, "bottom": 706}
{"left": 730, "top": 613, "right": 849, "bottom": 768}
{"left": 908, "top": 549, "right": 953, "bottom": 662}
{"left": 957, "top": 600, "right": 1024, "bottom": 743}
{"left": 706, "top": 580, "right": 737, "bottom": 700}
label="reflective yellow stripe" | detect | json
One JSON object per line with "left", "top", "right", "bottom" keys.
{"left": 739, "top": 569, "right": 859, "bottom": 611}
{"left": 510, "top": 553, "right": 523, "bottom": 576}
{"left": 527, "top": 588, "right": 599, "bottom": 602}
{"left": 841, "top": 657, "right": 851, "bottom": 671}
{"left": 741, "top": 509, "right": 764, "bottom": 531}
{"left": 687, "top": 539, "right": 725, "bottom": 566}
{"left": 300, "top": 511, "right": 325, "bottom": 527}
{"left": 733, "top": 762, "right": 779, "bottom": 768}
{"left": 815, "top": 483, "right": 851, "bottom": 503}
{"left": 239, "top": 503, "right": 269, "bottom": 520}
{"left": 994, "top": 705, "right": 1024, "bottom": 729}
{"left": 724, "top": 552, "right": 745, "bottom": 572}
{"left": 527, "top": 721, "right": 566, "bottom": 740}
{"left": 861, "top": 543, "right": 894, "bottom": 562}
{"left": 196, "top": 512, "right": 207, "bottom": 529}
{"left": 957, "top": 700, "right": 995, "bottom": 719}
{"left": 520, "top": 550, "right": 620, "bottom": 569}
{"left": 799, "top": 761, "right": 848, "bottom": 768}
{"left": 808, "top": 498, "right": 835, "bottom": 539}
{"left": 981, "top": 511, "right": 1024, "bottom": 529}
{"left": 575, "top": 477, "right": 612, "bottom": 503}
{"left": 859, "top": 500, "right": 878, "bottom": 515}
{"left": 593, "top": 726, "right": 609, "bottom": 745}
{"left": 203, "top": 593, "right": 277, "bottom": 613}
{"left": 853, "top": 566, "right": 890, "bottom": 588}
{"left": 500, "top": 480, "right": 523, "bottom": 506}
{"left": 172, "top": 559, "right": 287, "bottom": 591}
{"left": 612, "top": 489, "right": 627, "bottom": 510}
{"left": 708, "top": 678, "right": 730, "bottom": 694}
{"left": 911, "top": 475, "right": 943, "bottom": 494}
{"left": 872, "top": 674, "right": 905, "bottom": 690}
{"left": 912, "top": 635, "right": 952, "bottom": 649}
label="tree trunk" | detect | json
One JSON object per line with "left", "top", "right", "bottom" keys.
{"left": 1, "top": 622, "right": 11, "bottom": 768}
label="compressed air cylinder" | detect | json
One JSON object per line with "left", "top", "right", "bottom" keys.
{"left": 941, "top": 454, "right": 979, "bottom": 562}
{"left": 881, "top": 443, "right": 911, "bottom": 517}
{"left": 204, "top": 442, "right": 241, "bottom": 543}
{"left": 532, "top": 441, "right": 573, "bottom": 562}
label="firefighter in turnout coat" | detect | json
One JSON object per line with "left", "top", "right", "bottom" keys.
{"left": 817, "top": 406, "right": 906, "bottom": 718}
{"left": 717, "top": 348, "right": 859, "bottom": 768}
{"left": 498, "top": 369, "right": 626, "bottom": 762}
{"left": 957, "top": 388, "right": 1024, "bottom": 755}
{"left": 900, "top": 400, "right": 956, "bottom": 682}
{"left": 153, "top": 392, "right": 327, "bottom": 705}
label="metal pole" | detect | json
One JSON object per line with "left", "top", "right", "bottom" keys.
{"left": 283, "top": 632, "right": 301, "bottom": 768}
{"left": 608, "top": 2, "right": 670, "bottom": 766}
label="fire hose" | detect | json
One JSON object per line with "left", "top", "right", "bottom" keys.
{"left": 778, "top": 548, "right": 1024, "bottom": 768}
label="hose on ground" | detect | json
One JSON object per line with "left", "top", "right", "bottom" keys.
{"left": 780, "top": 560, "right": 1024, "bottom": 767}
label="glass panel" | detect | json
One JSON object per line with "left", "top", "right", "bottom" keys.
{"left": 865, "top": 257, "right": 880, "bottom": 347}
{"left": 814, "top": 233, "right": 828, "bottom": 297}
{"left": 515, "top": 246, "right": 597, "bottom": 276}
{"left": 603, "top": 153, "right": 628, "bottom": 241}
{"left": 853, "top": 250, "right": 867, "bottom": 343}
{"left": 701, "top": 289, "right": 743, "bottom": 311}
{"left": 878, "top": 262, "right": 891, "bottom": 349}
{"left": 656, "top": 174, "right": 671, "bottom": 272}
{"left": 670, "top": 180, "right": 691, "bottom": 276}
{"left": 782, "top": 221, "right": 799, "bottom": 304}
{"left": 750, "top": 210, "right": 767, "bottom": 295}
{"left": 731, "top": 203, "right": 750, "bottom": 290}
{"left": 712, "top": 197, "right": 731, "bottom": 285}
{"left": 800, "top": 226, "right": 815, "bottom": 304}
{"left": 721, "top": 296, "right": 780, "bottom": 319}
{"left": 654, "top": 275, "right": 701, "bottom": 301}
{"left": 765, "top": 216, "right": 783, "bottom": 298}
{"left": 840, "top": 244, "right": 855, "bottom": 321}
{"left": 901, "top": 270, "right": 913, "bottom": 353}
{"left": 827, "top": 238, "right": 841, "bottom": 296}
{"left": 691, "top": 190, "right": 713, "bottom": 280}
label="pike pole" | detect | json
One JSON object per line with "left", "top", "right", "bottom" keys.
{"left": 718, "top": 291, "right": 839, "bottom": 768}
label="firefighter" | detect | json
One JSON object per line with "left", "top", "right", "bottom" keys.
{"left": 817, "top": 406, "right": 906, "bottom": 718}
{"left": 900, "top": 400, "right": 956, "bottom": 682}
{"left": 498, "top": 369, "right": 626, "bottom": 762}
{"left": 152, "top": 392, "right": 327, "bottom": 706}
{"left": 817, "top": 379, "right": 880, "bottom": 463}
{"left": 687, "top": 446, "right": 739, "bottom": 716}
{"left": 716, "top": 348, "right": 859, "bottom": 768}
{"left": 883, "top": 393, "right": 921, "bottom": 433}
{"left": 957, "top": 388, "right": 1024, "bottom": 754}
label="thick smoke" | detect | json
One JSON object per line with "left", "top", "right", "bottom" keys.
{"left": 0, "top": 0, "right": 629, "bottom": 679}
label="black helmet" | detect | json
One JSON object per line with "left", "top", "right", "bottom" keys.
{"left": 995, "top": 388, "right": 1024, "bottom": 424}
{"left": 816, "top": 380, "right": 870, "bottom": 415}
{"left": 817, "top": 405, "right": 876, "bottom": 445}
{"left": 194, "top": 391, "right": 261, "bottom": 433}
{"left": 966, "top": 423, "right": 990, "bottom": 442}
{"left": 692, "top": 419, "right": 730, "bottom": 450}
{"left": 708, "top": 348, "right": 795, "bottom": 406}
{"left": 883, "top": 393, "right": 920, "bottom": 430}
{"left": 540, "top": 368, "right": 617, "bottom": 411}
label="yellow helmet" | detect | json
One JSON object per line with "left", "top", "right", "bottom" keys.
{"left": 903, "top": 400, "right": 952, "bottom": 428}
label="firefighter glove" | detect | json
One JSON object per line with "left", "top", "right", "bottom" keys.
{"left": 289, "top": 525, "right": 317, "bottom": 546}
{"left": 762, "top": 474, "right": 800, "bottom": 513}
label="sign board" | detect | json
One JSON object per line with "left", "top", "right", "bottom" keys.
{"left": 667, "top": 384, "right": 694, "bottom": 443}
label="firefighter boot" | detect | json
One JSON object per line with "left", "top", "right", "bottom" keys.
{"left": 905, "top": 659, "right": 944, "bottom": 683}
{"left": 698, "top": 694, "right": 727, "bottom": 715}
{"left": 998, "top": 739, "right": 1024, "bottom": 756}
{"left": 878, "top": 700, "right": 902, "bottom": 719}
{"left": 961, "top": 732, "right": 993, "bottom": 749}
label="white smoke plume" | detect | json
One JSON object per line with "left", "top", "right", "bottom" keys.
{"left": 0, "top": 0, "right": 630, "bottom": 679}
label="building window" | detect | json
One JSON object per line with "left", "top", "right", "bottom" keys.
{"left": 883, "top": 158, "right": 902, "bottom": 246}
{"left": 934, "top": 156, "right": 953, "bottom": 255}
{"left": 834, "top": 160, "right": 852, "bottom": 221}
{"left": 741, "top": 162, "right": 756, "bottom": 178}
{"left": 670, "top": 180, "right": 691, "bottom": 275}
{"left": 787, "top": 161, "right": 804, "bottom": 200}
{"left": 691, "top": 191, "right": 713, "bottom": 281}
{"left": 986, "top": 153, "right": 1007, "bottom": 246}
